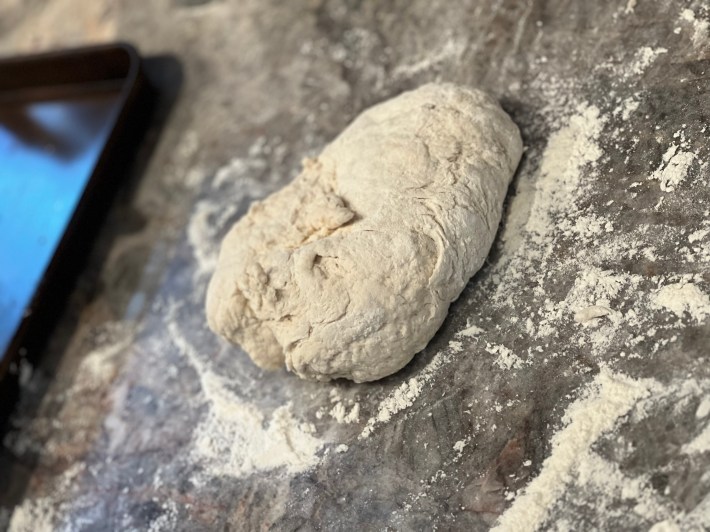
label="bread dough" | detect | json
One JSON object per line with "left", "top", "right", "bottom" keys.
{"left": 205, "top": 83, "right": 522, "bottom": 382}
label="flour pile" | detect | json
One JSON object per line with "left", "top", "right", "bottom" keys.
{"left": 168, "top": 318, "right": 325, "bottom": 479}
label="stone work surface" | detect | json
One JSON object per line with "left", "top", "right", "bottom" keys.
{"left": 1, "top": 1, "right": 709, "bottom": 530}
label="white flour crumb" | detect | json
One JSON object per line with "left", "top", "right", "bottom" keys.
{"left": 624, "top": 0, "right": 637, "bottom": 15}
{"left": 335, "top": 444, "right": 349, "bottom": 453}
{"left": 359, "top": 352, "right": 447, "bottom": 439}
{"left": 679, "top": 8, "right": 710, "bottom": 48}
{"left": 652, "top": 282, "right": 710, "bottom": 323}
{"left": 650, "top": 144, "right": 696, "bottom": 192}
{"left": 8, "top": 496, "right": 55, "bottom": 532}
{"left": 565, "top": 268, "right": 628, "bottom": 309}
{"left": 375, "top": 379, "right": 421, "bottom": 423}
{"left": 688, "top": 228, "right": 709, "bottom": 244}
{"left": 696, "top": 396, "right": 710, "bottom": 419}
{"left": 486, "top": 343, "right": 524, "bottom": 370}
{"left": 448, "top": 340, "right": 464, "bottom": 353}
{"left": 615, "top": 96, "right": 640, "bottom": 121}
{"left": 456, "top": 322, "right": 485, "bottom": 338}
{"left": 649, "top": 521, "right": 681, "bottom": 532}
{"left": 177, "top": 130, "right": 199, "bottom": 160}
{"left": 147, "top": 500, "right": 179, "bottom": 532}
{"left": 682, "top": 423, "right": 710, "bottom": 455}
{"left": 330, "top": 402, "right": 360, "bottom": 424}
{"left": 453, "top": 437, "right": 470, "bottom": 454}
{"left": 574, "top": 305, "right": 614, "bottom": 325}
{"left": 8, "top": 464, "right": 85, "bottom": 532}
{"left": 628, "top": 47, "right": 667, "bottom": 77}
{"left": 493, "top": 369, "right": 659, "bottom": 532}
{"left": 345, "top": 403, "right": 360, "bottom": 423}
{"left": 168, "top": 321, "right": 325, "bottom": 478}
{"left": 329, "top": 402, "right": 347, "bottom": 422}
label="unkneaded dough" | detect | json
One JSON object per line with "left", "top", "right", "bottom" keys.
{"left": 206, "top": 83, "right": 522, "bottom": 382}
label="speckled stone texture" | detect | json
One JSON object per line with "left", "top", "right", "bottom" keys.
{"left": 1, "top": 1, "right": 709, "bottom": 531}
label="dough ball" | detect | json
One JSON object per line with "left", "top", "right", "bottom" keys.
{"left": 206, "top": 83, "right": 522, "bottom": 382}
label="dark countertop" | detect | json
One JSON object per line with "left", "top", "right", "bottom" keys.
{"left": 1, "top": 1, "right": 710, "bottom": 530}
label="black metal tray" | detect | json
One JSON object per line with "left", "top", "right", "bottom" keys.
{"left": 0, "top": 43, "right": 157, "bottom": 425}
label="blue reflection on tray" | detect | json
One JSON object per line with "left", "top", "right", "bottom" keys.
{"left": 0, "top": 93, "right": 121, "bottom": 355}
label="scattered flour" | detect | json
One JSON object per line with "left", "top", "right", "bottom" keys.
{"left": 572, "top": 453, "right": 671, "bottom": 523}
{"left": 566, "top": 268, "right": 627, "bottom": 309}
{"left": 682, "top": 423, "right": 710, "bottom": 455}
{"left": 188, "top": 138, "right": 287, "bottom": 280}
{"left": 679, "top": 8, "right": 710, "bottom": 48}
{"left": 627, "top": 46, "right": 667, "bottom": 77}
{"left": 186, "top": 200, "right": 225, "bottom": 278}
{"left": 168, "top": 320, "right": 325, "bottom": 478}
{"left": 386, "top": 43, "right": 709, "bottom": 526}
{"left": 493, "top": 369, "right": 659, "bottom": 532}
{"left": 146, "top": 500, "right": 179, "bottom": 532}
{"left": 696, "top": 396, "right": 710, "bottom": 419}
{"left": 71, "top": 326, "right": 133, "bottom": 392}
{"left": 359, "top": 351, "right": 447, "bottom": 439}
{"left": 650, "top": 144, "right": 696, "bottom": 192}
{"left": 448, "top": 340, "right": 464, "bottom": 354}
{"left": 455, "top": 321, "right": 486, "bottom": 338}
{"left": 649, "top": 520, "right": 682, "bottom": 532}
{"left": 652, "top": 282, "right": 710, "bottom": 323}
{"left": 574, "top": 305, "right": 614, "bottom": 325}
{"left": 358, "top": 316, "right": 490, "bottom": 437}
{"left": 8, "top": 464, "right": 85, "bottom": 532}
{"left": 522, "top": 103, "right": 606, "bottom": 248}
{"left": 360, "top": 377, "right": 423, "bottom": 438}
{"left": 453, "top": 437, "right": 470, "bottom": 454}
{"left": 688, "top": 228, "right": 709, "bottom": 244}
{"left": 8, "top": 497, "right": 56, "bottom": 532}
{"left": 614, "top": 96, "right": 640, "bottom": 121}
{"left": 486, "top": 343, "right": 525, "bottom": 370}
{"left": 329, "top": 402, "right": 360, "bottom": 424}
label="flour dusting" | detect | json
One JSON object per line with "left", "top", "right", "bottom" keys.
{"left": 679, "top": 8, "right": 710, "bottom": 47}
{"left": 187, "top": 137, "right": 288, "bottom": 281}
{"left": 455, "top": 321, "right": 486, "bottom": 338}
{"left": 627, "top": 46, "right": 667, "bottom": 77}
{"left": 650, "top": 144, "right": 696, "bottom": 192}
{"left": 653, "top": 282, "right": 710, "bottom": 323}
{"left": 8, "top": 464, "right": 85, "bottom": 532}
{"left": 493, "top": 369, "right": 659, "bottom": 532}
{"left": 486, "top": 343, "right": 525, "bottom": 370}
{"left": 359, "top": 351, "right": 448, "bottom": 439}
{"left": 483, "top": 34, "right": 709, "bottom": 529}
{"left": 8, "top": 497, "right": 56, "bottom": 532}
{"left": 682, "top": 423, "right": 710, "bottom": 455}
{"left": 168, "top": 319, "right": 325, "bottom": 478}
{"left": 696, "top": 396, "right": 710, "bottom": 419}
{"left": 329, "top": 401, "right": 360, "bottom": 424}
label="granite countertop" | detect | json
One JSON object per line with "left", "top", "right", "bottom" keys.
{"left": 1, "top": 1, "right": 709, "bottom": 530}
